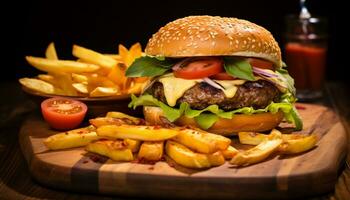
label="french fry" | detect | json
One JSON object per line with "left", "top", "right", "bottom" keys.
{"left": 72, "top": 45, "right": 117, "bottom": 70}
{"left": 19, "top": 78, "right": 55, "bottom": 94}
{"left": 230, "top": 129, "right": 283, "bottom": 166}
{"left": 97, "top": 125, "right": 179, "bottom": 141}
{"left": 165, "top": 141, "right": 224, "bottom": 169}
{"left": 118, "top": 44, "right": 129, "bottom": 65}
{"left": 44, "top": 126, "right": 98, "bottom": 150}
{"left": 238, "top": 131, "right": 318, "bottom": 154}
{"left": 86, "top": 140, "right": 134, "bottom": 161}
{"left": 72, "top": 83, "right": 88, "bottom": 94}
{"left": 107, "top": 63, "right": 127, "bottom": 88}
{"left": 238, "top": 132, "right": 268, "bottom": 145}
{"left": 222, "top": 146, "right": 239, "bottom": 160}
{"left": 26, "top": 56, "right": 99, "bottom": 73}
{"left": 89, "top": 117, "right": 138, "bottom": 127}
{"left": 104, "top": 54, "right": 122, "bottom": 61}
{"left": 124, "top": 138, "right": 141, "bottom": 153}
{"left": 118, "top": 43, "right": 142, "bottom": 67}
{"left": 71, "top": 73, "right": 88, "bottom": 83}
{"left": 52, "top": 73, "right": 78, "bottom": 96}
{"left": 127, "top": 43, "right": 142, "bottom": 66}
{"left": 138, "top": 141, "right": 164, "bottom": 161}
{"left": 171, "top": 128, "right": 231, "bottom": 154}
{"left": 89, "top": 86, "right": 120, "bottom": 97}
{"left": 207, "top": 151, "right": 225, "bottom": 166}
{"left": 106, "top": 111, "right": 143, "bottom": 124}
{"left": 45, "top": 42, "right": 58, "bottom": 60}
{"left": 127, "top": 82, "right": 146, "bottom": 94}
{"left": 278, "top": 134, "right": 317, "bottom": 154}
{"left": 87, "top": 74, "right": 118, "bottom": 87}
{"left": 37, "top": 74, "right": 57, "bottom": 85}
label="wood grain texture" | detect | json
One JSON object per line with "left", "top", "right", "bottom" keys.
{"left": 18, "top": 103, "right": 347, "bottom": 199}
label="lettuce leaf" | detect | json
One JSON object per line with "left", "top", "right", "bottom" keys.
{"left": 223, "top": 57, "right": 255, "bottom": 81}
{"left": 276, "top": 68, "right": 296, "bottom": 96}
{"left": 125, "top": 56, "right": 175, "bottom": 77}
{"left": 129, "top": 94, "right": 303, "bottom": 131}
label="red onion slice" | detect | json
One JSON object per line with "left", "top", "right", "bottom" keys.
{"left": 252, "top": 67, "right": 278, "bottom": 78}
{"left": 203, "top": 77, "right": 225, "bottom": 90}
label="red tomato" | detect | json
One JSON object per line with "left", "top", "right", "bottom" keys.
{"left": 173, "top": 57, "right": 223, "bottom": 79}
{"left": 210, "top": 72, "right": 236, "bottom": 80}
{"left": 248, "top": 58, "right": 274, "bottom": 70}
{"left": 41, "top": 97, "right": 87, "bottom": 130}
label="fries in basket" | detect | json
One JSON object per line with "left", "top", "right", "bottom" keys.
{"left": 20, "top": 42, "right": 149, "bottom": 97}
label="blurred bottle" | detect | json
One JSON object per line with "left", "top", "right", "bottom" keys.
{"left": 284, "top": 15, "right": 328, "bottom": 101}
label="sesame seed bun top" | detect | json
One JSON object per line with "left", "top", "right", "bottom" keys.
{"left": 145, "top": 15, "right": 282, "bottom": 67}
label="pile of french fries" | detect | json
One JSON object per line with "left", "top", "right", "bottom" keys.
{"left": 44, "top": 112, "right": 318, "bottom": 169}
{"left": 19, "top": 42, "right": 149, "bottom": 97}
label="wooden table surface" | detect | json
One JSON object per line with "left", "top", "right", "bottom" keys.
{"left": 0, "top": 81, "right": 349, "bottom": 200}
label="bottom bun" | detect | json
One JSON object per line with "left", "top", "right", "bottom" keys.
{"left": 143, "top": 106, "right": 284, "bottom": 136}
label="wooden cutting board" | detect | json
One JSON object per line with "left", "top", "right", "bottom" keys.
{"left": 19, "top": 103, "right": 347, "bottom": 199}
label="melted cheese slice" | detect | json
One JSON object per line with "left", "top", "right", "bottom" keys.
{"left": 215, "top": 80, "right": 246, "bottom": 98}
{"left": 158, "top": 75, "right": 199, "bottom": 106}
{"left": 157, "top": 74, "right": 247, "bottom": 106}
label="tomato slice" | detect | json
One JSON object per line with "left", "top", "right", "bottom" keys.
{"left": 211, "top": 72, "right": 236, "bottom": 80}
{"left": 41, "top": 97, "right": 87, "bottom": 130}
{"left": 173, "top": 57, "right": 223, "bottom": 79}
{"left": 247, "top": 58, "right": 274, "bottom": 70}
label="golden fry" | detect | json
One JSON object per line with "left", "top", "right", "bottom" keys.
{"left": 172, "top": 128, "right": 231, "bottom": 154}
{"left": 104, "top": 54, "right": 122, "bottom": 61}
{"left": 37, "top": 74, "right": 56, "bottom": 85}
{"left": 19, "top": 78, "right": 55, "bottom": 94}
{"left": 238, "top": 132, "right": 268, "bottom": 145}
{"left": 107, "top": 63, "right": 127, "bottom": 88}
{"left": 127, "top": 43, "right": 142, "bottom": 66}
{"left": 105, "top": 111, "right": 142, "bottom": 124}
{"left": 138, "top": 141, "right": 164, "bottom": 161}
{"left": 52, "top": 73, "right": 78, "bottom": 96}
{"left": 72, "top": 45, "right": 117, "bottom": 70}
{"left": 45, "top": 42, "right": 58, "bottom": 60}
{"left": 279, "top": 134, "right": 317, "bottom": 154}
{"left": 124, "top": 138, "right": 141, "bottom": 153}
{"left": 97, "top": 125, "right": 179, "bottom": 141}
{"left": 165, "top": 141, "right": 225, "bottom": 169}
{"left": 238, "top": 131, "right": 318, "bottom": 154}
{"left": 89, "top": 86, "right": 119, "bottom": 97}
{"left": 72, "top": 83, "right": 88, "bottom": 94}
{"left": 230, "top": 129, "right": 283, "bottom": 167}
{"left": 222, "top": 146, "right": 239, "bottom": 160}
{"left": 86, "top": 140, "right": 134, "bottom": 161}
{"left": 207, "top": 151, "right": 225, "bottom": 166}
{"left": 127, "top": 82, "right": 146, "bottom": 94}
{"left": 26, "top": 56, "right": 99, "bottom": 73}
{"left": 44, "top": 126, "right": 98, "bottom": 150}
{"left": 71, "top": 73, "right": 88, "bottom": 83}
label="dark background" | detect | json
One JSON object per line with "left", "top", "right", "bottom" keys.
{"left": 3, "top": 0, "right": 346, "bottom": 82}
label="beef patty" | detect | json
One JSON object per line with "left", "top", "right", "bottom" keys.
{"left": 148, "top": 80, "right": 280, "bottom": 111}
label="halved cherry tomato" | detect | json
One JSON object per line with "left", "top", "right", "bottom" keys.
{"left": 173, "top": 57, "right": 223, "bottom": 79}
{"left": 247, "top": 58, "right": 274, "bottom": 70}
{"left": 211, "top": 72, "right": 236, "bottom": 80}
{"left": 41, "top": 97, "right": 87, "bottom": 130}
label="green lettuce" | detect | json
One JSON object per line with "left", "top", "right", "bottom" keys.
{"left": 223, "top": 57, "right": 255, "bottom": 81}
{"left": 125, "top": 56, "right": 175, "bottom": 77}
{"left": 129, "top": 94, "right": 303, "bottom": 131}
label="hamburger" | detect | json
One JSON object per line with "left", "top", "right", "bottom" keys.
{"left": 126, "top": 16, "right": 302, "bottom": 136}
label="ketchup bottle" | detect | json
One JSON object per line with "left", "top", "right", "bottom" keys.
{"left": 284, "top": 16, "right": 328, "bottom": 101}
